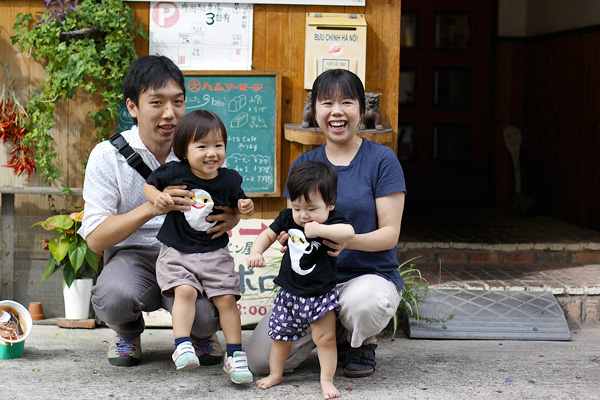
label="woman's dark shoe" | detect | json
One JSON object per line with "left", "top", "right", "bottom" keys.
{"left": 343, "top": 343, "right": 377, "bottom": 378}
{"left": 337, "top": 340, "right": 351, "bottom": 362}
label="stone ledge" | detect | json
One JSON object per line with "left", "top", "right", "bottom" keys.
{"left": 400, "top": 241, "right": 600, "bottom": 251}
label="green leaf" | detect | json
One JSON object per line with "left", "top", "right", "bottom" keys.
{"left": 63, "top": 265, "right": 76, "bottom": 288}
{"left": 84, "top": 244, "right": 99, "bottom": 273}
{"left": 41, "top": 255, "right": 60, "bottom": 281}
{"left": 47, "top": 214, "right": 74, "bottom": 230}
{"left": 49, "top": 237, "right": 69, "bottom": 263}
{"left": 68, "top": 240, "right": 86, "bottom": 273}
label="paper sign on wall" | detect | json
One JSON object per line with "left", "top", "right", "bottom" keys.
{"left": 149, "top": 2, "right": 253, "bottom": 70}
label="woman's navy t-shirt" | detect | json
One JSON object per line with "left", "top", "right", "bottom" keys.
{"left": 284, "top": 138, "right": 407, "bottom": 290}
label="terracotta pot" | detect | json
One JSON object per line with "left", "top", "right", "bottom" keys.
{"left": 28, "top": 302, "right": 45, "bottom": 320}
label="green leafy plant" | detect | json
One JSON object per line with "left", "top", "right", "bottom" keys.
{"left": 392, "top": 256, "right": 453, "bottom": 338}
{"left": 11, "top": 0, "right": 147, "bottom": 189}
{"left": 31, "top": 210, "right": 99, "bottom": 288}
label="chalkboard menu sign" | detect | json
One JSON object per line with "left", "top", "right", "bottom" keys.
{"left": 117, "top": 71, "right": 281, "bottom": 196}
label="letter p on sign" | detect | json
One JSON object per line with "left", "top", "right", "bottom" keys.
{"left": 152, "top": 2, "right": 179, "bottom": 28}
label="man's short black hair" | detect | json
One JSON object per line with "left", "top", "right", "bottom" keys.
{"left": 123, "top": 55, "right": 186, "bottom": 125}
{"left": 172, "top": 110, "right": 227, "bottom": 160}
{"left": 287, "top": 161, "right": 338, "bottom": 206}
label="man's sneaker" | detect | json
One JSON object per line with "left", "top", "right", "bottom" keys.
{"left": 223, "top": 351, "right": 253, "bottom": 384}
{"left": 107, "top": 334, "right": 141, "bottom": 367}
{"left": 192, "top": 333, "right": 223, "bottom": 366}
{"left": 343, "top": 343, "right": 377, "bottom": 378}
{"left": 172, "top": 341, "right": 200, "bottom": 370}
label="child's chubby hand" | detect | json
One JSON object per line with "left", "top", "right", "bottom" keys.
{"left": 303, "top": 221, "right": 321, "bottom": 239}
{"left": 154, "top": 192, "right": 174, "bottom": 211}
{"left": 238, "top": 198, "right": 255, "bottom": 216}
{"left": 247, "top": 253, "right": 266, "bottom": 268}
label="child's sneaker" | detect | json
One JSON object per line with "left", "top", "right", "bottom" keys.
{"left": 172, "top": 341, "right": 200, "bottom": 370}
{"left": 223, "top": 351, "right": 253, "bottom": 384}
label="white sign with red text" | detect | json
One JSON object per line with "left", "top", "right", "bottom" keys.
{"left": 149, "top": 2, "right": 253, "bottom": 70}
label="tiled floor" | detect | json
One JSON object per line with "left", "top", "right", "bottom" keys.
{"left": 416, "top": 262, "right": 600, "bottom": 295}
{"left": 399, "top": 206, "right": 600, "bottom": 294}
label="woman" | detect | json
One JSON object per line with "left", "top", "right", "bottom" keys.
{"left": 247, "top": 69, "right": 406, "bottom": 379}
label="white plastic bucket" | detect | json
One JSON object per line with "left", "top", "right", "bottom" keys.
{"left": 0, "top": 300, "right": 33, "bottom": 359}
{"left": 0, "top": 300, "right": 32, "bottom": 344}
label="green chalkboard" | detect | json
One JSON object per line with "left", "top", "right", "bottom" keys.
{"left": 117, "top": 71, "right": 281, "bottom": 196}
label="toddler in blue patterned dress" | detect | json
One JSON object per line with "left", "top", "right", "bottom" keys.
{"left": 248, "top": 160, "right": 354, "bottom": 399}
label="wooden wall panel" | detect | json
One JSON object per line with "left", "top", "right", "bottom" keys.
{"left": 2, "top": 1, "right": 401, "bottom": 219}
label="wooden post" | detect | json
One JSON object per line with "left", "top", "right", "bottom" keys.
{"left": 1, "top": 193, "right": 15, "bottom": 299}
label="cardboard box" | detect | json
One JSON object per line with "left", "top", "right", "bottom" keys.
{"left": 304, "top": 13, "right": 367, "bottom": 89}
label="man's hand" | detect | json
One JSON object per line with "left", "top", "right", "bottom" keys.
{"left": 206, "top": 206, "right": 240, "bottom": 239}
{"left": 163, "top": 185, "right": 194, "bottom": 210}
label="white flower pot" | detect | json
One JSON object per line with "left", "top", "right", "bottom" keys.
{"left": 63, "top": 278, "right": 93, "bottom": 320}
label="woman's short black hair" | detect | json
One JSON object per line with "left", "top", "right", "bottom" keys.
{"left": 172, "top": 110, "right": 227, "bottom": 160}
{"left": 123, "top": 55, "right": 186, "bottom": 125}
{"left": 287, "top": 160, "right": 338, "bottom": 206}
{"left": 310, "top": 69, "right": 366, "bottom": 118}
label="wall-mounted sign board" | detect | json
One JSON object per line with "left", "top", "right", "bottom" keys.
{"left": 149, "top": 2, "right": 253, "bottom": 71}
{"left": 117, "top": 71, "right": 281, "bottom": 196}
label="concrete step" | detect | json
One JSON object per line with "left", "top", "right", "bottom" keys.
{"left": 399, "top": 241, "right": 600, "bottom": 265}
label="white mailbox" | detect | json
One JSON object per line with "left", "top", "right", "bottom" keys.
{"left": 304, "top": 13, "right": 367, "bottom": 89}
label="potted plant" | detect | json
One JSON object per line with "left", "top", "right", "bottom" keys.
{"left": 32, "top": 210, "right": 100, "bottom": 319}
{"left": 11, "top": 0, "right": 147, "bottom": 190}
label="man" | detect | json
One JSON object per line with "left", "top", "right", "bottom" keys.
{"left": 80, "top": 55, "right": 240, "bottom": 366}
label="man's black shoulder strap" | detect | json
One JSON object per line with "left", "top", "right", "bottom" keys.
{"left": 109, "top": 133, "right": 152, "bottom": 179}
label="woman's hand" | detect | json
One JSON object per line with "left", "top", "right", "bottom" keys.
{"left": 206, "top": 206, "right": 241, "bottom": 239}
{"left": 323, "top": 239, "right": 346, "bottom": 257}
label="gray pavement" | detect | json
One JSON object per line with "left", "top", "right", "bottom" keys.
{"left": 1, "top": 323, "right": 599, "bottom": 399}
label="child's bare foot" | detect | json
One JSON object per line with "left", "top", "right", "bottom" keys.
{"left": 256, "top": 374, "right": 283, "bottom": 389}
{"left": 321, "top": 380, "right": 340, "bottom": 399}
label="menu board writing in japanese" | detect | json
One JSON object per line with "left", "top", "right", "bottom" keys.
{"left": 117, "top": 71, "right": 281, "bottom": 196}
